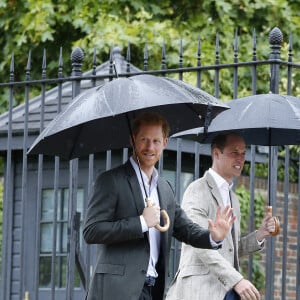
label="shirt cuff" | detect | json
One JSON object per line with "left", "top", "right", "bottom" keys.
{"left": 140, "top": 215, "right": 149, "bottom": 232}
{"left": 255, "top": 230, "right": 265, "bottom": 246}
{"left": 210, "top": 234, "right": 223, "bottom": 248}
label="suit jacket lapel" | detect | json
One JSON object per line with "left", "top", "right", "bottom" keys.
{"left": 156, "top": 177, "right": 170, "bottom": 211}
{"left": 229, "top": 190, "right": 239, "bottom": 217}
{"left": 156, "top": 177, "right": 170, "bottom": 264}
{"left": 205, "top": 171, "right": 224, "bottom": 208}
{"left": 124, "top": 161, "right": 146, "bottom": 215}
{"left": 229, "top": 189, "right": 240, "bottom": 270}
{"left": 205, "top": 171, "right": 236, "bottom": 249}
{"left": 125, "top": 161, "right": 151, "bottom": 243}
{"left": 229, "top": 189, "right": 240, "bottom": 240}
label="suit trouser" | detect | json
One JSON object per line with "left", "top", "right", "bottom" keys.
{"left": 224, "top": 289, "right": 241, "bottom": 300}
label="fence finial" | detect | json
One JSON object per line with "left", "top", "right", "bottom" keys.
{"left": 92, "top": 47, "right": 97, "bottom": 76}
{"left": 269, "top": 27, "right": 283, "bottom": 45}
{"left": 71, "top": 47, "right": 84, "bottom": 97}
{"left": 143, "top": 41, "right": 149, "bottom": 71}
{"left": 161, "top": 41, "right": 167, "bottom": 72}
{"left": 26, "top": 50, "right": 31, "bottom": 81}
{"left": 71, "top": 47, "right": 84, "bottom": 64}
{"left": 126, "top": 43, "right": 131, "bottom": 73}
{"left": 58, "top": 47, "right": 63, "bottom": 79}
{"left": 10, "top": 53, "right": 15, "bottom": 82}
{"left": 71, "top": 47, "right": 84, "bottom": 77}
{"left": 269, "top": 27, "right": 282, "bottom": 94}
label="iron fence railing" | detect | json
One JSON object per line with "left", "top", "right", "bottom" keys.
{"left": 0, "top": 26, "right": 299, "bottom": 300}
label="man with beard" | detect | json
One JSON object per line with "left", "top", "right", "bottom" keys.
{"left": 83, "top": 112, "right": 235, "bottom": 300}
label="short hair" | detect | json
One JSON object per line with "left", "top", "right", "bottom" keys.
{"left": 131, "top": 111, "right": 170, "bottom": 138}
{"left": 211, "top": 132, "right": 242, "bottom": 153}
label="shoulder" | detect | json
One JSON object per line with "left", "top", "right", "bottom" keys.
{"left": 95, "top": 161, "right": 134, "bottom": 183}
{"left": 182, "top": 175, "right": 212, "bottom": 207}
{"left": 158, "top": 177, "right": 175, "bottom": 195}
{"left": 185, "top": 175, "right": 208, "bottom": 192}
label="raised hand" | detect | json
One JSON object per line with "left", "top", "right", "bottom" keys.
{"left": 208, "top": 205, "right": 236, "bottom": 242}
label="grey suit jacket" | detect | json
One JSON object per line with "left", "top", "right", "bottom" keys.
{"left": 166, "top": 171, "right": 263, "bottom": 300}
{"left": 83, "top": 161, "right": 214, "bottom": 300}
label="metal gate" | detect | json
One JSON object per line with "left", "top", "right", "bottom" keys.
{"left": 0, "top": 26, "right": 300, "bottom": 300}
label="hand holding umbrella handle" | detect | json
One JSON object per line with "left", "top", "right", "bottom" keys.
{"left": 267, "top": 206, "right": 280, "bottom": 236}
{"left": 146, "top": 198, "right": 170, "bottom": 232}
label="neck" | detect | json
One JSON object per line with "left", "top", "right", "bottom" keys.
{"left": 132, "top": 155, "right": 153, "bottom": 181}
{"left": 142, "top": 166, "right": 153, "bottom": 182}
{"left": 211, "top": 166, "right": 233, "bottom": 185}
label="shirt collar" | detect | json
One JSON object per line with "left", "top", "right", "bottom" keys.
{"left": 129, "top": 156, "right": 158, "bottom": 187}
{"left": 208, "top": 168, "right": 233, "bottom": 191}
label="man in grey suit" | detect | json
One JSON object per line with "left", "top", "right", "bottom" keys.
{"left": 83, "top": 112, "right": 235, "bottom": 300}
{"left": 166, "top": 132, "right": 276, "bottom": 300}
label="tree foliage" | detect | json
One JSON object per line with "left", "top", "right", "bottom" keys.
{"left": 0, "top": 0, "right": 299, "bottom": 120}
{"left": 1, "top": 0, "right": 300, "bottom": 85}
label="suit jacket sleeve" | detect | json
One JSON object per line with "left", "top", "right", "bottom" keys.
{"left": 172, "top": 202, "right": 214, "bottom": 249}
{"left": 83, "top": 169, "right": 144, "bottom": 245}
{"left": 178, "top": 175, "right": 264, "bottom": 290}
{"left": 179, "top": 177, "right": 244, "bottom": 289}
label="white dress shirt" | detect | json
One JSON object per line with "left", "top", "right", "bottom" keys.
{"left": 208, "top": 168, "right": 233, "bottom": 207}
{"left": 130, "top": 157, "right": 161, "bottom": 278}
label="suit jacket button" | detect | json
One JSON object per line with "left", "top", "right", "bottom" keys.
{"left": 142, "top": 270, "right": 146, "bottom": 274}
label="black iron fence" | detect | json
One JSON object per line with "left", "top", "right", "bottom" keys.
{"left": 0, "top": 26, "right": 300, "bottom": 300}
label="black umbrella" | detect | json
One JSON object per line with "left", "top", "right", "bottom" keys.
{"left": 28, "top": 74, "right": 228, "bottom": 160}
{"left": 172, "top": 93, "right": 300, "bottom": 235}
{"left": 28, "top": 74, "right": 228, "bottom": 232}
{"left": 172, "top": 93, "right": 300, "bottom": 145}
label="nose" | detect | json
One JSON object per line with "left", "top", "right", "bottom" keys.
{"left": 235, "top": 152, "right": 246, "bottom": 161}
{"left": 238, "top": 154, "right": 246, "bottom": 162}
{"left": 145, "top": 139, "right": 154, "bottom": 149}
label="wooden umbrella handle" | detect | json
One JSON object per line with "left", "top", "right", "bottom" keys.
{"left": 267, "top": 206, "right": 280, "bottom": 236}
{"left": 155, "top": 209, "right": 170, "bottom": 232}
{"left": 146, "top": 198, "right": 170, "bottom": 232}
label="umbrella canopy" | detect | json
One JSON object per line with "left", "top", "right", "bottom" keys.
{"left": 172, "top": 92, "right": 300, "bottom": 210}
{"left": 28, "top": 74, "right": 228, "bottom": 160}
{"left": 172, "top": 93, "right": 300, "bottom": 146}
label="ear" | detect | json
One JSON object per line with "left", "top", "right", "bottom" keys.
{"left": 213, "top": 147, "right": 220, "bottom": 159}
{"left": 163, "top": 137, "right": 168, "bottom": 149}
